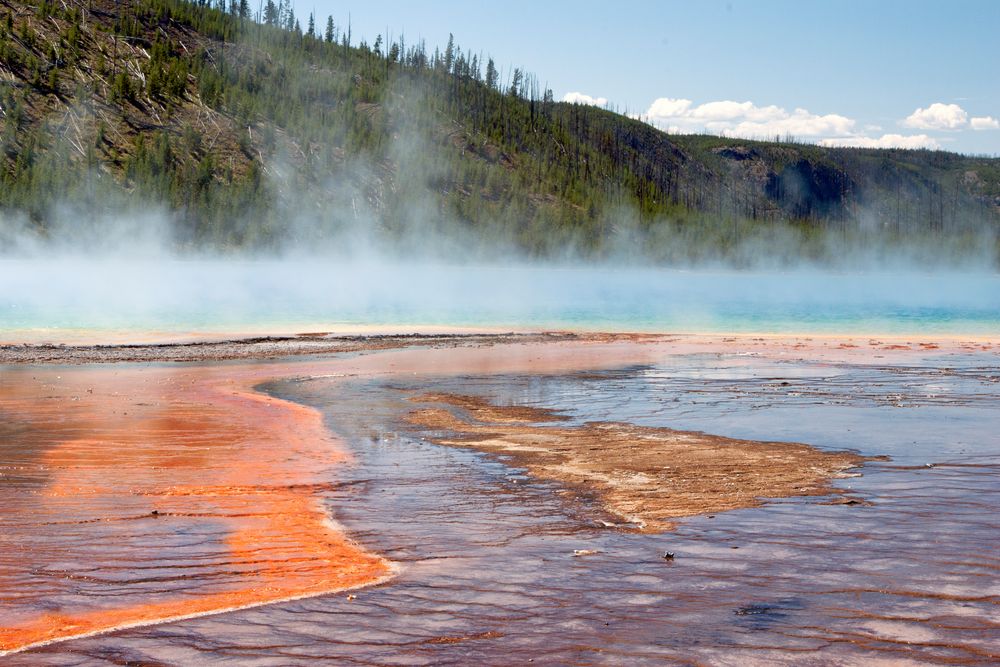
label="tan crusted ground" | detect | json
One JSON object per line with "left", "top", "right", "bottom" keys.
{"left": 408, "top": 393, "right": 870, "bottom": 531}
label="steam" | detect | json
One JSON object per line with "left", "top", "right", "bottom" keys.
{"left": 3, "top": 70, "right": 999, "bottom": 343}
{"left": 3, "top": 254, "right": 999, "bottom": 343}
{"left": 3, "top": 125, "right": 999, "bottom": 343}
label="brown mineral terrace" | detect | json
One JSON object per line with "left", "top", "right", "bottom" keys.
{"left": 407, "top": 393, "right": 872, "bottom": 531}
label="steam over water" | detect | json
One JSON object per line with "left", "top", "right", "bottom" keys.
{"left": 2, "top": 259, "right": 999, "bottom": 339}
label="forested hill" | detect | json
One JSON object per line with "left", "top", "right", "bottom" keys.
{"left": 1, "top": 0, "right": 999, "bottom": 263}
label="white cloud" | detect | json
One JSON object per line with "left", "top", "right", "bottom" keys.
{"left": 730, "top": 109, "right": 856, "bottom": 138}
{"left": 647, "top": 97, "right": 692, "bottom": 119}
{"left": 902, "top": 103, "right": 968, "bottom": 130}
{"left": 690, "top": 100, "right": 784, "bottom": 122}
{"left": 970, "top": 116, "right": 1000, "bottom": 130}
{"left": 819, "top": 134, "right": 940, "bottom": 150}
{"left": 562, "top": 92, "right": 608, "bottom": 107}
{"left": 639, "top": 95, "right": 989, "bottom": 149}
{"left": 642, "top": 97, "right": 857, "bottom": 139}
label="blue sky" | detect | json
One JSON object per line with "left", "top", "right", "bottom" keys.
{"left": 302, "top": 0, "right": 1000, "bottom": 154}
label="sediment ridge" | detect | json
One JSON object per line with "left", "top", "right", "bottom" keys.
{"left": 408, "top": 393, "right": 872, "bottom": 531}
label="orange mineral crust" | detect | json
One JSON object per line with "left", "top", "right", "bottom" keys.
{"left": 1, "top": 333, "right": 992, "bottom": 656}
{"left": 0, "top": 365, "right": 391, "bottom": 655}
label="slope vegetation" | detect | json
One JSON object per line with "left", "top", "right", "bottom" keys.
{"left": 1, "top": 0, "right": 998, "bottom": 262}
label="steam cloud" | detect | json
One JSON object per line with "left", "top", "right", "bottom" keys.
{"left": 2, "top": 78, "right": 999, "bottom": 342}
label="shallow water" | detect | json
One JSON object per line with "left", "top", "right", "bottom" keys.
{"left": 14, "top": 350, "right": 999, "bottom": 665}
{"left": 0, "top": 363, "right": 389, "bottom": 656}
{"left": 3, "top": 260, "right": 1000, "bottom": 339}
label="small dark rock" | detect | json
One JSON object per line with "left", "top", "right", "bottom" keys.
{"left": 735, "top": 604, "right": 772, "bottom": 616}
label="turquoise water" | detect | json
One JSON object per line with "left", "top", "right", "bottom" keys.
{"left": 1, "top": 259, "right": 998, "bottom": 339}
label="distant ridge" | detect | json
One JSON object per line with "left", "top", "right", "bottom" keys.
{"left": 1, "top": 0, "right": 998, "bottom": 262}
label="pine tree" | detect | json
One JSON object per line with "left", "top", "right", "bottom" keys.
{"left": 443, "top": 33, "right": 455, "bottom": 73}
{"left": 324, "top": 16, "right": 334, "bottom": 43}
{"left": 306, "top": 12, "right": 315, "bottom": 39}
{"left": 485, "top": 57, "right": 498, "bottom": 90}
{"left": 263, "top": 0, "right": 277, "bottom": 25}
{"left": 509, "top": 68, "right": 523, "bottom": 97}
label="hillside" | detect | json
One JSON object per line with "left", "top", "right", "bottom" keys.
{"left": 2, "top": 0, "right": 999, "bottom": 263}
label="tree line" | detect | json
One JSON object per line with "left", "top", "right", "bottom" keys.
{"left": 0, "top": 0, "right": 997, "bottom": 262}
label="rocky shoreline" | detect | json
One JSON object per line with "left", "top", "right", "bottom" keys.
{"left": 0, "top": 332, "right": 579, "bottom": 364}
